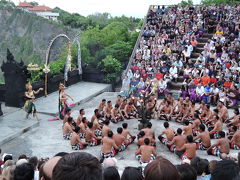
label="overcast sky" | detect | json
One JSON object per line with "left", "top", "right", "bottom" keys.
{"left": 12, "top": 0, "right": 202, "bottom": 18}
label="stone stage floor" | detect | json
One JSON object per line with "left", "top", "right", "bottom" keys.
{"left": 1, "top": 91, "right": 238, "bottom": 172}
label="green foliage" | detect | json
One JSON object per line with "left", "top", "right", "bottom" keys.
{"left": 101, "top": 22, "right": 129, "bottom": 46}
{"left": 201, "top": 0, "right": 239, "bottom": 4}
{"left": 101, "top": 55, "right": 123, "bottom": 83}
{"left": 104, "top": 41, "right": 132, "bottom": 63}
{"left": 178, "top": 0, "right": 193, "bottom": 6}
{"left": 49, "top": 44, "right": 68, "bottom": 75}
{"left": 29, "top": 1, "right": 39, "bottom": 6}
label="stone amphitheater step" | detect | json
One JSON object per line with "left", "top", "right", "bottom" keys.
{"left": 191, "top": 58, "right": 198, "bottom": 62}
{"left": 191, "top": 53, "right": 200, "bottom": 58}
{"left": 169, "top": 82, "right": 184, "bottom": 90}
{"left": 202, "top": 34, "right": 213, "bottom": 39}
{"left": 198, "top": 38, "right": 209, "bottom": 43}
{"left": 196, "top": 48, "right": 204, "bottom": 53}
{"left": 197, "top": 43, "right": 205, "bottom": 48}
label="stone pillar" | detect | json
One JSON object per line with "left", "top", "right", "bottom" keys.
{"left": 1, "top": 49, "right": 28, "bottom": 107}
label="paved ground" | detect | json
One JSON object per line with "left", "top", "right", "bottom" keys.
{"left": 0, "top": 81, "right": 111, "bottom": 146}
{"left": 1, "top": 91, "right": 238, "bottom": 172}
{"left": 35, "top": 81, "right": 112, "bottom": 114}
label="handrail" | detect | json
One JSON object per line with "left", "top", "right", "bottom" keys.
{"left": 122, "top": 5, "right": 151, "bottom": 79}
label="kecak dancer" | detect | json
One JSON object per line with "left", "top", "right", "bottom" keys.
{"left": 58, "top": 83, "right": 74, "bottom": 120}
{"left": 24, "top": 82, "right": 43, "bottom": 120}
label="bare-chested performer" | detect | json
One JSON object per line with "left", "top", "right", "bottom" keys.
{"left": 93, "top": 114, "right": 102, "bottom": 137}
{"left": 115, "top": 95, "right": 123, "bottom": 106}
{"left": 137, "top": 131, "right": 146, "bottom": 146}
{"left": 218, "top": 101, "right": 229, "bottom": 122}
{"left": 111, "top": 104, "right": 124, "bottom": 123}
{"left": 166, "top": 93, "right": 175, "bottom": 106}
{"left": 200, "top": 104, "right": 212, "bottom": 122}
{"left": 135, "top": 138, "right": 157, "bottom": 164}
{"left": 113, "top": 127, "right": 127, "bottom": 152}
{"left": 226, "top": 108, "right": 240, "bottom": 128}
{"left": 158, "top": 122, "right": 175, "bottom": 145}
{"left": 63, "top": 108, "right": 72, "bottom": 125}
{"left": 209, "top": 116, "right": 223, "bottom": 139}
{"left": 205, "top": 109, "right": 219, "bottom": 127}
{"left": 172, "top": 97, "right": 184, "bottom": 115}
{"left": 70, "top": 126, "right": 88, "bottom": 150}
{"left": 122, "top": 123, "right": 136, "bottom": 145}
{"left": 193, "top": 124, "right": 211, "bottom": 150}
{"left": 102, "top": 119, "right": 111, "bottom": 137}
{"left": 140, "top": 122, "right": 156, "bottom": 146}
{"left": 120, "top": 99, "right": 128, "bottom": 116}
{"left": 195, "top": 101, "right": 206, "bottom": 113}
{"left": 176, "top": 103, "right": 190, "bottom": 123}
{"left": 91, "top": 109, "right": 100, "bottom": 123}
{"left": 141, "top": 122, "right": 155, "bottom": 139}
{"left": 157, "top": 98, "right": 167, "bottom": 112}
{"left": 78, "top": 117, "right": 88, "bottom": 138}
{"left": 85, "top": 122, "right": 101, "bottom": 146}
{"left": 124, "top": 102, "right": 138, "bottom": 119}
{"left": 167, "top": 128, "right": 186, "bottom": 153}
{"left": 100, "top": 130, "right": 119, "bottom": 160}
{"left": 63, "top": 117, "right": 74, "bottom": 140}
{"left": 158, "top": 101, "right": 173, "bottom": 121}
{"left": 105, "top": 101, "right": 113, "bottom": 121}
{"left": 177, "top": 135, "right": 197, "bottom": 160}
{"left": 146, "top": 98, "right": 157, "bottom": 119}
{"left": 207, "top": 131, "right": 230, "bottom": 159}
{"left": 98, "top": 99, "right": 106, "bottom": 117}
{"left": 189, "top": 101, "right": 197, "bottom": 118}
{"left": 77, "top": 109, "right": 85, "bottom": 126}
{"left": 183, "top": 120, "right": 193, "bottom": 136}
{"left": 192, "top": 113, "right": 202, "bottom": 136}
{"left": 230, "top": 128, "right": 240, "bottom": 150}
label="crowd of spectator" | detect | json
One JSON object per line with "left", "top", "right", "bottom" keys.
{"left": 0, "top": 149, "right": 240, "bottom": 180}
{"left": 122, "top": 5, "right": 240, "bottom": 108}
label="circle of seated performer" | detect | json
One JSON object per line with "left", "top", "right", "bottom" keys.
{"left": 176, "top": 135, "right": 197, "bottom": 161}
{"left": 113, "top": 127, "right": 128, "bottom": 152}
{"left": 193, "top": 124, "right": 211, "bottom": 150}
{"left": 158, "top": 122, "right": 175, "bottom": 145}
{"left": 111, "top": 104, "right": 124, "bottom": 123}
{"left": 63, "top": 117, "right": 74, "bottom": 140}
{"left": 208, "top": 116, "right": 223, "bottom": 139}
{"left": 100, "top": 131, "right": 119, "bottom": 161}
{"left": 102, "top": 119, "right": 111, "bottom": 137}
{"left": 135, "top": 138, "right": 157, "bottom": 164}
{"left": 70, "top": 126, "right": 88, "bottom": 150}
{"left": 122, "top": 123, "right": 136, "bottom": 145}
{"left": 207, "top": 131, "right": 230, "bottom": 159}
{"left": 167, "top": 128, "right": 186, "bottom": 153}
{"left": 157, "top": 100, "right": 173, "bottom": 121}
{"left": 124, "top": 102, "right": 138, "bottom": 119}
{"left": 85, "top": 122, "right": 102, "bottom": 146}
{"left": 230, "top": 126, "right": 240, "bottom": 150}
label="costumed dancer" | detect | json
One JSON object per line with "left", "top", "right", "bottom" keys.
{"left": 59, "top": 83, "right": 74, "bottom": 120}
{"left": 24, "top": 82, "right": 43, "bottom": 120}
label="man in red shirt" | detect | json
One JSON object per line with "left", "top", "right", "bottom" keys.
{"left": 201, "top": 73, "right": 211, "bottom": 86}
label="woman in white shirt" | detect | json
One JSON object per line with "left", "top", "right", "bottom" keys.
{"left": 196, "top": 84, "right": 205, "bottom": 101}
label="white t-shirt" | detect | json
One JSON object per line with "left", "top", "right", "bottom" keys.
{"left": 212, "top": 88, "right": 219, "bottom": 94}
{"left": 196, "top": 86, "right": 205, "bottom": 95}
